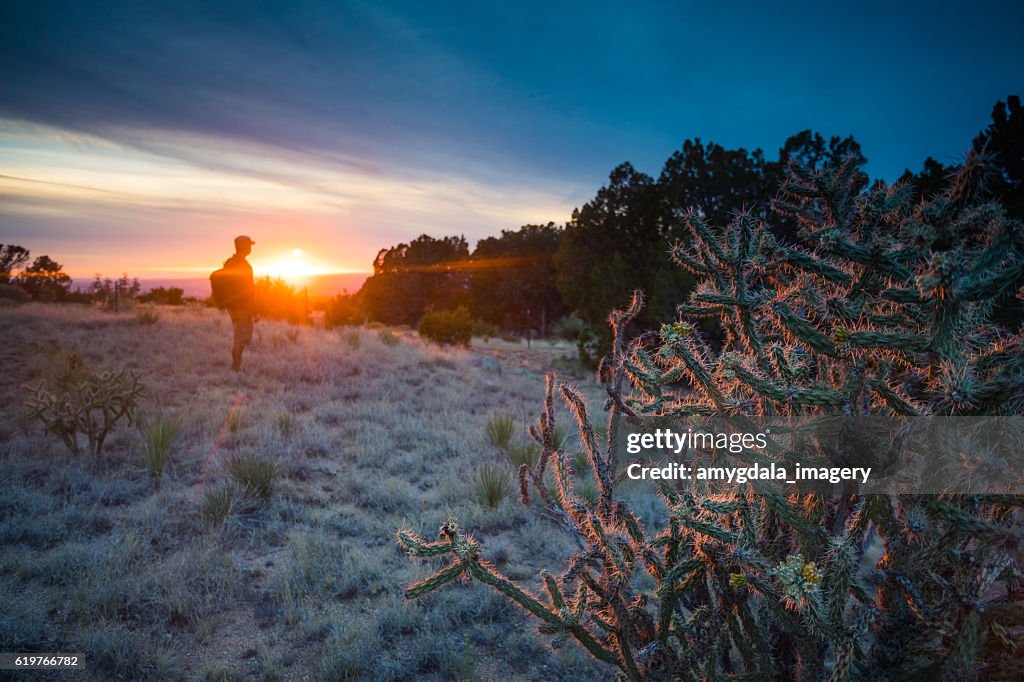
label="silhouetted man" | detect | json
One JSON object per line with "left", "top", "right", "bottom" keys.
{"left": 223, "top": 235, "right": 256, "bottom": 371}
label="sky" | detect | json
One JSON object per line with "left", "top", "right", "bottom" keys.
{"left": 1, "top": 1, "right": 1022, "bottom": 277}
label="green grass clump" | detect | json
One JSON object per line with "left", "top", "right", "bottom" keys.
{"left": 572, "top": 449, "right": 589, "bottom": 475}
{"left": 377, "top": 329, "right": 399, "bottom": 347}
{"left": 507, "top": 442, "right": 540, "bottom": 470}
{"left": 473, "top": 464, "right": 511, "bottom": 509}
{"left": 274, "top": 411, "right": 294, "bottom": 438}
{"left": 200, "top": 485, "right": 237, "bottom": 528}
{"left": 448, "top": 633, "right": 475, "bottom": 682}
{"left": 577, "top": 481, "right": 598, "bottom": 507}
{"left": 342, "top": 329, "right": 362, "bottom": 349}
{"left": 139, "top": 413, "right": 181, "bottom": 481}
{"left": 227, "top": 454, "right": 277, "bottom": 499}
{"left": 135, "top": 308, "right": 160, "bottom": 325}
{"left": 484, "top": 414, "right": 516, "bottom": 451}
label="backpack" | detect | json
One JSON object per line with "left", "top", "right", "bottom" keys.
{"left": 210, "top": 267, "right": 240, "bottom": 309}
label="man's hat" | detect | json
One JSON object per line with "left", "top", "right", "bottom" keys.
{"left": 234, "top": 235, "right": 255, "bottom": 247}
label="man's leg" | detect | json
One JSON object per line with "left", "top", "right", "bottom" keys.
{"left": 230, "top": 311, "right": 253, "bottom": 371}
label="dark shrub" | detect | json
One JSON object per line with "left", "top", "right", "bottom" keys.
{"left": 0, "top": 283, "right": 30, "bottom": 304}
{"left": 417, "top": 306, "right": 472, "bottom": 347}
{"left": 137, "top": 287, "right": 184, "bottom": 305}
{"left": 325, "top": 292, "right": 365, "bottom": 328}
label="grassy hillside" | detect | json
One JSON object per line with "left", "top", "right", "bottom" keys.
{"left": 0, "top": 303, "right": 611, "bottom": 681}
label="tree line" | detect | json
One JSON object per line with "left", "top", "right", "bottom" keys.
{"left": 0, "top": 247, "right": 188, "bottom": 307}
{"left": 333, "top": 95, "right": 1022, "bottom": 349}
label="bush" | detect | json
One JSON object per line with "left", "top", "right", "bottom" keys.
{"left": 575, "top": 324, "right": 601, "bottom": 367}
{"left": 377, "top": 329, "right": 400, "bottom": 347}
{"left": 550, "top": 314, "right": 585, "bottom": 341}
{"left": 255, "top": 277, "right": 309, "bottom": 324}
{"left": 417, "top": 306, "right": 473, "bottom": 347}
{"left": 399, "top": 155, "right": 1024, "bottom": 680}
{"left": 471, "top": 318, "right": 498, "bottom": 340}
{"left": 135, "top": 307, "right": 160, "bottom": 325}
{"left": 0, "top": 283, "right": 30, "bottom": 304}
{"left": 341, "top": 329, "right": 361, "bottom": 349}
{"left": 137, "top": 286, "right": 184, "bottom": 305}
{"left": 22, "top": 367, "right": 144, "bottom": 455}
{"left": 324, "top": 291, "right": 364, "bottom": 328}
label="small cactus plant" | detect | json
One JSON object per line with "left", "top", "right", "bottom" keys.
{"left": 399, "top": 154, "right": 1024, "bottom": 679}
{"left": 23, "top": 367, "right": 144, "bottom": 456}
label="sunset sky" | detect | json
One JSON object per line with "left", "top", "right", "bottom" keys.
{"left": 1, "top": 1, "right": 1022, "bottom": 277}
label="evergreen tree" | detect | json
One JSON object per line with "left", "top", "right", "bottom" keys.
{"left": 469, "top": 223, "right": 566, "bottom": 335}
{"left": 17, "top": 255, "right": 70, "bottom": 301}
{"left": 361, "top": 234, "right": 469, "bottom": 324}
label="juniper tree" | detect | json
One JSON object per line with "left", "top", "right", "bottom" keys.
{"left": 398, "top": 153, "right": 1024, "bottom": 680}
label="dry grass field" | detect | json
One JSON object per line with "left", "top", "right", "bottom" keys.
{"left": 0, "top": 303, "right": 614, "bottom": 681}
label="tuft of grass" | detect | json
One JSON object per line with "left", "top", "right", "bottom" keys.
{"left": 227, "top": 453, "right": 277, "bottom": 499}
{"left": 474, "top": 463, "right": 511, "bottom": 509}
{"left": 202, "top": 664, "right": 244, "bottom": 681}
{"left": 139, "top": 413, "right": 181, "bottom": 481}
{"left": 578, "top": 481, "right": 599, "bottom": 507}
{"left": 320, "top": 620, "right": 376, "bottom": 681}
{"left": 200, "top": 485, "right": 237, "bottom": 527}
{"left": 342, "top": 329, "right": 362, "bottom": 349}
{"left": 274, "top": 411, "right": 294, "bottom": 439}
{"left": 0, "top": 612, "right": 47, "bottom": 650}
{"left": 75, "top": 621, "right": 148, "bottom": 679}
{"left": 135, "top": 307, "right": 161, "bottom": 325}
{"left": 256, "top": 644, "right": 284, "bottom": 681}
{"left": 572, "top": 449, "right": 590, "bottom": 475}
{"left": 484, "top": 414, "right": 516, "bottom": 452}
{"left": 448, "top": 632, "right": 475, "bottom": 682}
{"left": 553, "top": 423, "right": 571, "bottom": 450}
{"left": 507, "top": 442, "right": 540, "bottom": 470}
{"left": 377, "top": 329, "right": 399, "bottom": 347}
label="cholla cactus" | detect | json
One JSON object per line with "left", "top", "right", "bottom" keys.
{"left": 399, "top": 154, "right": 1024, "bottom": 679}
{"left": 23, "top": 368, "right": 144, "bottom": 455}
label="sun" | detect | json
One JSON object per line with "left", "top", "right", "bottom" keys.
{"left": 256, "top": 248, "right": 327, "bottom": 284}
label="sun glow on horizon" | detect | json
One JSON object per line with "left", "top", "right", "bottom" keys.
{"left": 254, "top": 248, "right": 333, "bottom": 284}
